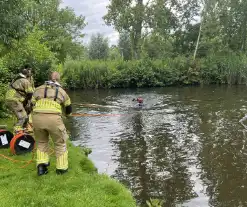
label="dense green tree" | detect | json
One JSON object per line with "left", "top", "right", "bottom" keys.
{"left": 24, "top": 0, "right": 86, "bottom": 62}
{"left": 104, "top": 0, "right": 145, "bottom": 59}
{"left": 104, "top": 0, "right": 201, "bottom": 59}
{"left": 0, "top": 0, "right": 28, "bottom": 45}
{"left": 88, "top": 33, "right": 109, "bottom": 60}
{"left": 141, "top": 33, "right": 174, "bottom": 59}
{"left": 118, "top": 31, "right": 132, "bottom": 60}
{"left": 108, "top": 45, "right": 122, "bottom": 60}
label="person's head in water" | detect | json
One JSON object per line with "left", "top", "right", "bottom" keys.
{"left": 132, "top": 97, "right": 144, "bottom": 104}
{"left": 137, "top": 97, "right": 143, "bottom": 104}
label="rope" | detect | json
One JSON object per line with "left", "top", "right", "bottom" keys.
{"left": 0, "top": 150, "right": 35, "bottom": 169}
{"left": 0, "top": 148, "right": 54, "bottom": 169}
{"left": 72, "top": 103, "right": 121, "bottom": 109}
{"left": 71, "top": 113, "right": 128, "bottom": 117}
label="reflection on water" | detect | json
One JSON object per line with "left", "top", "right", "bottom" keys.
{"left": 67, "top": 86, "right": 247, "bottom": 207}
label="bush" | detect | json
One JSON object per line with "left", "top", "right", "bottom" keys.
{"left": 0, "top": 83, "right": 8, "bottom": 118}
{"left": 2, "top": 28, "right": 57, "bottom": 85}
{"left": 62, "top": 56, "right": 200, "bottom": 89}
{"left": 0, "top": 59, "right": 11, "bottom": 117}
{"left": 0, "top": 29, "right": 58, "bottom": 117}
{"left": 200, "top": 52, "right": 247, "bottom": 85}
{"left": 62, "top": 52, "right": 247, "bottom": 89}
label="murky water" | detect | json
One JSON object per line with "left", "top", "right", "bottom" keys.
{"left": 67, "top": 86, "right": 247, "bottom": 207}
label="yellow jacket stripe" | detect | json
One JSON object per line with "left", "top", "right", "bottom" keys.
{"left": 33, "top": 99, "right": 62, "bottom": 114}
{"left": 5, "top": 89, "right": 25, "bottom": 102}
{"left": 56, "top": 151, "right": 68, "bottom": 170}
{"left": 37, "top": 149, "right": 49, "bottom": 165}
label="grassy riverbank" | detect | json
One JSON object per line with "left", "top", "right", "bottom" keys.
{"left": 0, "top": 119, "right": 136, "bottom": 207}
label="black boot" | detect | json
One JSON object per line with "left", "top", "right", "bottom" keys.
{"left": 56, "top": 169, "right": 68, "bottom": 175}
{"left": 37, "top": 163, "right": 49, "bottom": 176}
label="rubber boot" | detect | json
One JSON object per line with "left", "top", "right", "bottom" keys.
{"left": 56, "top": 169, "right": 68, "bottom": 175}
{"left": 37, "top": 149, "right": 50, "bottom": 172}
{"left": 56, "top": 151, "right": 68, "bottom": 175}
{"left": 37, "top": 163, "right": 49, "bottom": 176}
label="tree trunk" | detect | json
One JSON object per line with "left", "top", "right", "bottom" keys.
{"left": 241, "top": 13, "right": 247, "bottom": 51}
{"left": 132, "top": 0, "right": 144, "bottom": 59}
{"left": 193, "top": 20, "right": 202, "bottom": 60}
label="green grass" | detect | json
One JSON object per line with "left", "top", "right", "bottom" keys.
{"left": 0, "top": 119, "right": 136, "bottom": 207}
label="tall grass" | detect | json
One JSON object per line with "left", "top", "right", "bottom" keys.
{"left": 62, "top": 53, "right": 247, "bottom": 89}
{"left": 200, "top": 52, "right": 247, "bottom": 85}
{"left": 62, "top": 57, "right": 193, "bottom": 89}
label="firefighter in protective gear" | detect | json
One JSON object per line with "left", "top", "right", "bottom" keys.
{"left": 24, "top": 65, "right": 35, "bottom": 134}
{"left": 5, "top": 67, "right": 34, "bottom": 134}
{"left": 31, "top": 72, "right": 72, "bottom": 176}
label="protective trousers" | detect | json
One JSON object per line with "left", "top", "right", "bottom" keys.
{"left": 32, "top": 113, "right": 68, "bottom": 170}
{"left": 6, "top": 100, "right": 28, "bottom": 132}
{"left": 25, "top": 113, "right": 34, "bottom": 135}
{"left": 24, "top": 100, "right": 34, "bottom": 134}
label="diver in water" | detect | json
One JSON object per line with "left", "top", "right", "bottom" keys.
{"left": 132, "top": 97, "right": 144, "bottom": 108}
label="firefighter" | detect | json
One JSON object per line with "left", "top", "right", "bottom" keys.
{"left": 5, "top": 67, "right": 34, "bottom": 134}
{"left": 31, "top": 72, "right": 72, "bottom": 176}
{"left": 24, "top": 64, "right": 35, "bottom": 134}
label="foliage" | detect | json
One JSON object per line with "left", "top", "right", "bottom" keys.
{"left": 108, "top": 46, "right": 122, "bottom": 61}
{"left": 24, "top": 0, "right": 86, "bottom": 62}
{"left": 104, "top": 0, "right": 143, "bottom": 58}
{"left": 1, "top": 28, "right": 57, "bottom": 85}
{"left": 62, "top": 53, "right": 247, "bottom": 89}
{"left": 118, "top": 31, "right": 132, "bottom": 60}
{"left": 62, "top": 59, "right": 112, "bottom": 89}
{"left": 104, "top": 0, "right": 200, "bottom": 59}
{"left": 200, "top": 52, "right": 247, "bottom": 85}
{"left": 62, "top": 57, "right": 193, "bottom": 89}
{"left": 88, "top": 33, "right": 109, "bottom": 60}
{"left": 141, "top": 34, "right": 174, "bottom": 59}
{"left": 0, "top": 83, "right": 8, "bottom": 118}
{"left": 0, "top": 59, "right": 13, "bottom": 118}
{"left": 103, "top": 0, "right": 247, "bottom": 60}
{"left": 0, "top": 0, "right": 86, "bottom": 117}
{"left": 0, "top": 0, "right": 28, "bottom": 45}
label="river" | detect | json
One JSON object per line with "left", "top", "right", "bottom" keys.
{"left": 67, "top": 85, "right": 247, "bottom": 207}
